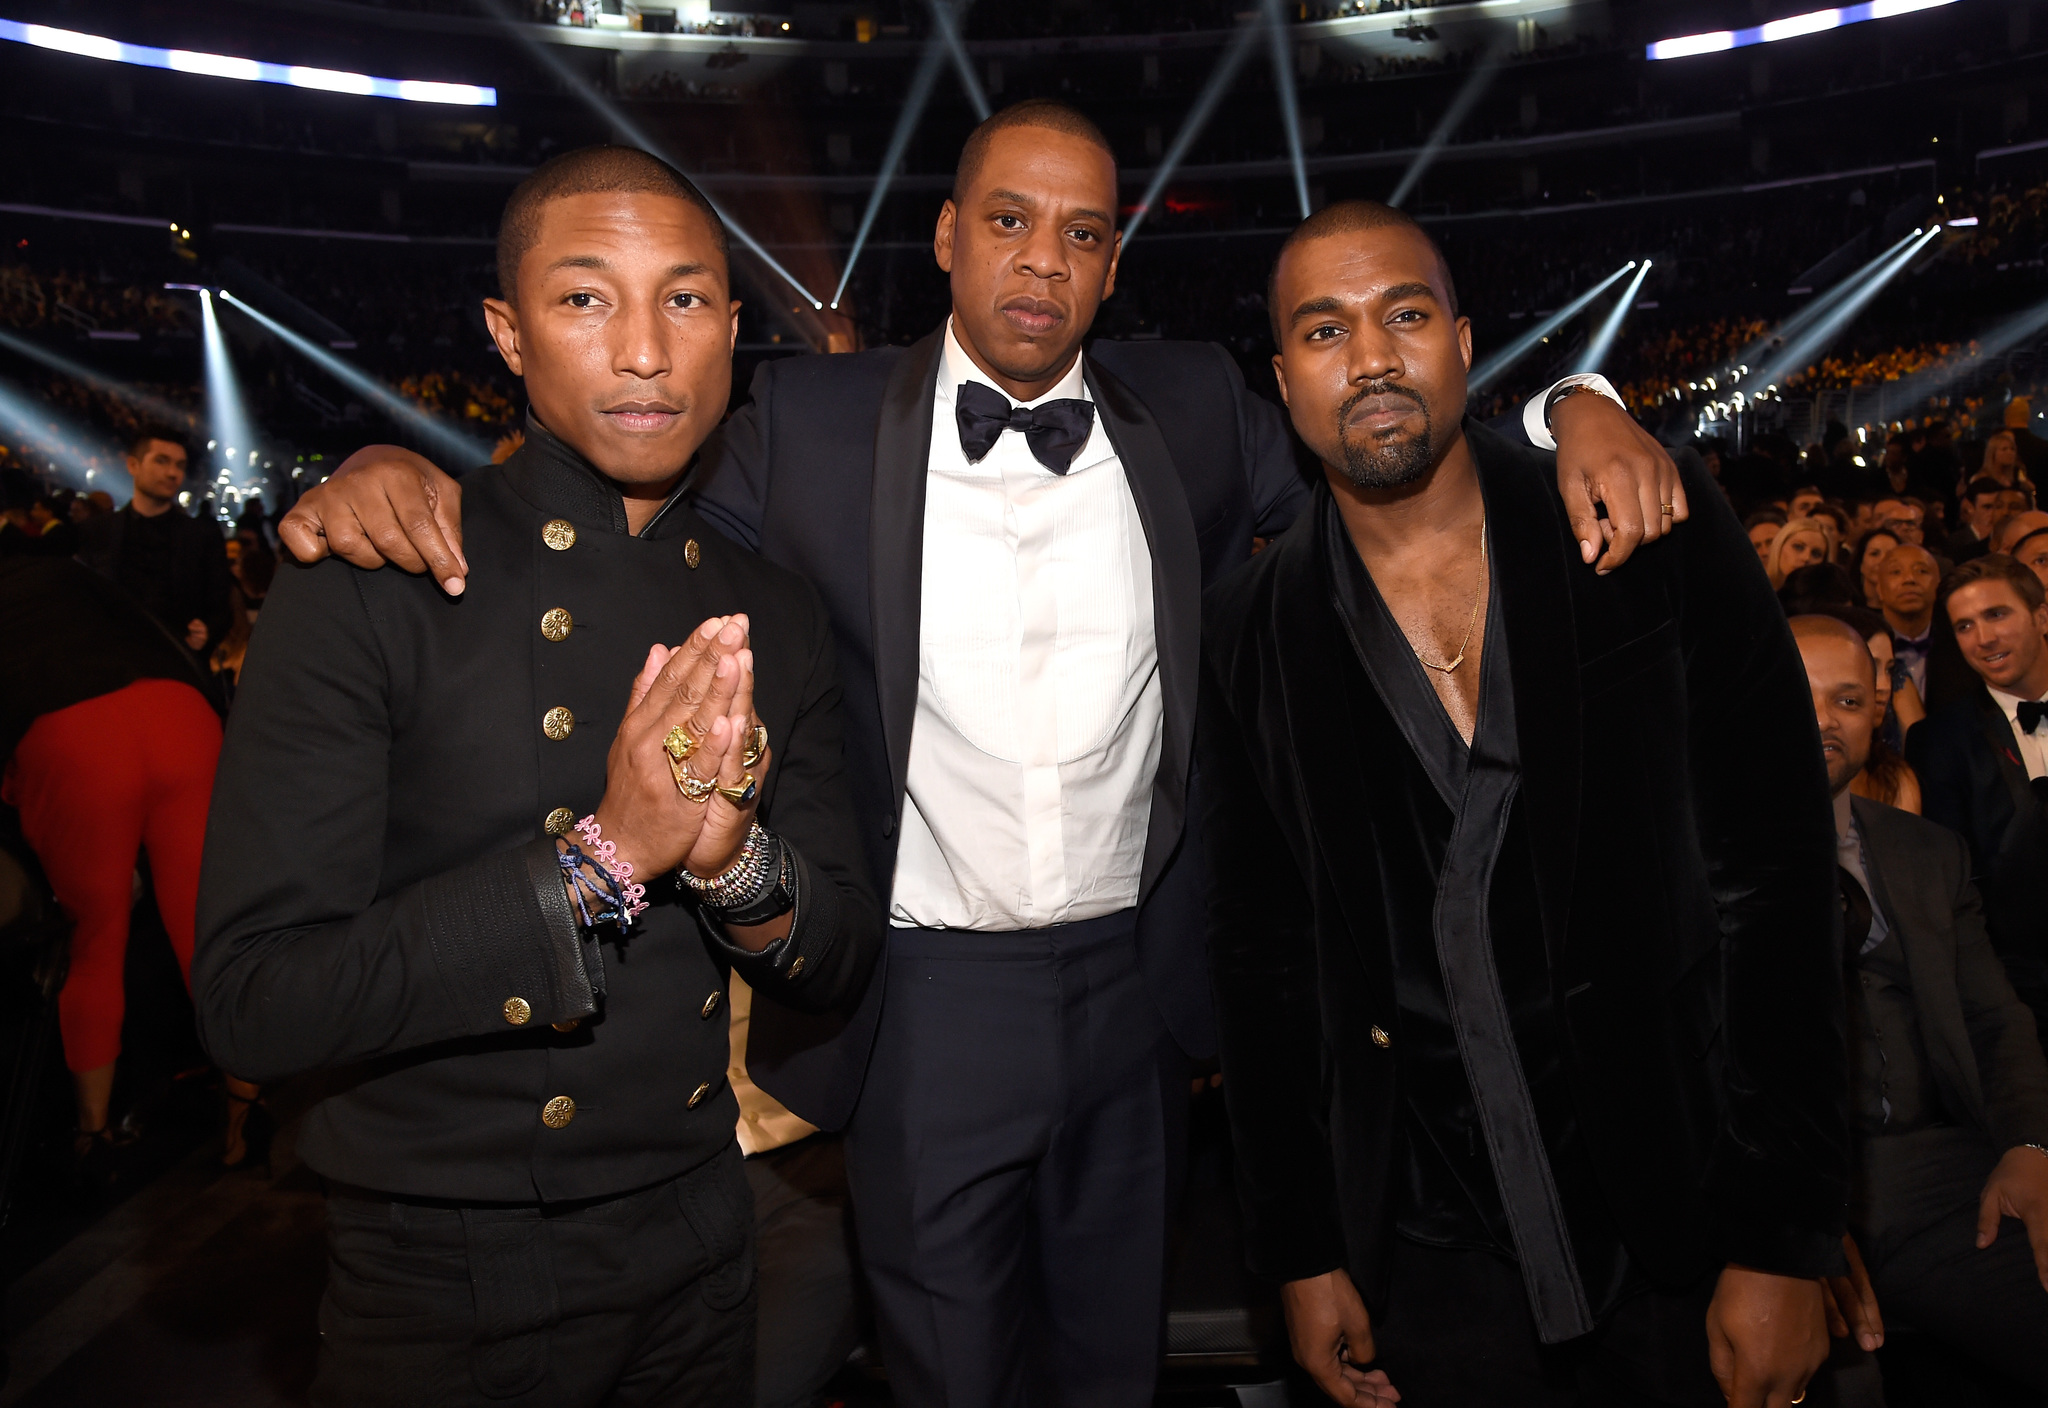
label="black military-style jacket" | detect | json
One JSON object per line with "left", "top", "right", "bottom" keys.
{"left": 195, "top": 423, "right": 881, "bottom": 1203}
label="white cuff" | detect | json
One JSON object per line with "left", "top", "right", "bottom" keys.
{"left": 1520, "top": 373, "right": 1624, "bottom": 451}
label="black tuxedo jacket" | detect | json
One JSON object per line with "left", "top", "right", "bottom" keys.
{"left": 1908, "top": 690, "right": 2048, "bottom": 1034}
{"left": 1851, "top": 795, "right": 2048, "bottom": 1152}
{"left": 1200, "top": 421, "right": 1849, "bottom": 1297}
{"left": 689, "top": 328, "right": 1308, "bottom": 1127}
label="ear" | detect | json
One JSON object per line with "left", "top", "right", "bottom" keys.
{"left": 482, "top": 297, "right": 523, "bottom": 377}
{"left": 1456, "top": 315, "right": 1473, "bottom": 372}
{"left": 934, "top": 200, "right": 958, "bottom": 275}
{"left": 1101, "top": 229, "right": 1123, "bottom": 302}
{"left": 728, "top": 299, "right": 742, "bottom": 354}
{"left": 1271, "top": 353, "right": 1290, "bottom": 409}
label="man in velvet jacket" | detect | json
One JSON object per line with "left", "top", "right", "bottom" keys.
{"left": 1201, "top": 202, "right": 1848, "bottom": 1407}
{"left": 273, "top": 107, "right": 1686, "bottom": 1404}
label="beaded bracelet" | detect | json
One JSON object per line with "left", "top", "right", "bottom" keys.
{"left": 681, "top": 822, "right": 782, "bottom": 912}
{"left": 563, "top": 816, "right": 648, "bottom": 927}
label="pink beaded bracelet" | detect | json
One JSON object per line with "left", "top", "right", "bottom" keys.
{"left": 574, "top": 816, "right": 649, "bottom": 922}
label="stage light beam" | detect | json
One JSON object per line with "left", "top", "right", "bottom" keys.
{"left": 219, "top": 291, "right": 492, "bottom": 469}
{"left": 1755, "top": 226, "right": 1939, "bottom": 387}
{"left": 1468, "top": 261, "right": 1635, "bottom": 393}
{"left": 1734, "top": 226, "right": 1923, "bottom": 372}
{"left": 1577, "top": 259, "right": 1653, "bottom": 375}
{"left": 1261, "top": 0, "right": 1312, "bottom": 219}
{"left": 0, "top": 375, "right": 126, "bottom": 491}
{"left": 198, "top": 289, "right": 259, "bottom": 487}
{"left": 832, "top": 41, "right": 949, "bottom": 309}
{"left": 476, "top": 1, "right": 827, "bottom": 310}
{"left": 1389, "top": 48, "right": 1504, "bottom": 210}
{"left": 925, "top": 0, "right": 990, "bottom": 120}
{"left": 0, "top": 327, "right": 192, "bottom": 429}
{"left": 1125, "top": 19, "right": 1264, "bottom": 243}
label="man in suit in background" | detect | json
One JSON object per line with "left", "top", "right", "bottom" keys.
{"left": 1794, "top": 614, "right": 2048, "bottom": 1390}
{"left": 78, "top": 426, "right": 233, "bottom": 656}
{"left": 1908, "top": 554, "right": 2048, "bottom": 1037}
{"left": 268, "top": 103, "right": 1684, "bottom": 1405}
{"left": 1204, "top": 202, "right": 1847, "bottom": 1407}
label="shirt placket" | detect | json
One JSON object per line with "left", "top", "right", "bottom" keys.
{"left": 1002, "top": 449, "right": 1069, "bottom": 923}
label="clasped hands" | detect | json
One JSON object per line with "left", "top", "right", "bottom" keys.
{"left": 585, "top": 614, "right": 774, "bottom": 892}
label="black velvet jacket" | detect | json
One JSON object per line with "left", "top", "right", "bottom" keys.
{"left": 1200, "top": 421, "right": 1849, "bottom": 1301}
{"left": 195, "top": 424, "right": 881, "bottom": 1203}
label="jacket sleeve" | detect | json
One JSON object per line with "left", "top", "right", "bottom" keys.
{"left": 1200, "top": 632, "right": 1347, "bottom": 1282}
{"left": 1674, "top": 459, "right": 1851, "bottom": 1277}
{"left": 690, "top": 361, "right": 774, "bottom": 553}
{"left": 700, "top": 583, "right": 881, "bottom": 1015}
{"left": 193, "top": 559, "right": 597, "bottom": 1085}
{"left": 1219, "top": 344, "right": 1311, "bottom": 540}
{"left": 1941, "top": 828, "right": 2048, "bottom": 1151}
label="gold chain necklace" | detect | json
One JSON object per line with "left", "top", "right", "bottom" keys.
{"left": 1413, "top": 518, "right": 1487, "bottom": 675}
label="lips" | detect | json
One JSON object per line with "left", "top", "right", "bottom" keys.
{"left": 603, "top": 402, "right": 684, "bottom": 433}
{"left": 1344, "top": 392, "right": 1425, "bottom": 434}
{"left": 999, "top": 298, "right": 1064, "bottom": 337}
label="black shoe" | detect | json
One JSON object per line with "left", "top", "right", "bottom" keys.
{"left": 223, "top": 1092, "right": 274, "bottom": 1173}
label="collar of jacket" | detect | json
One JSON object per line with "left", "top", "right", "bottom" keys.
{"left": 499, "top": 411, "right": 693, "bottom": 540}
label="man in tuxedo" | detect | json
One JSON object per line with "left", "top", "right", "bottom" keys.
{"left": 1908, "top": 554, "right": 2048, "bottom": 1038}
{"left": 1203, "top": 201, "right": 1847, "bottom": 1407}
{"left": 1794, "top": 614, "right": 2048, "bottom": 1390}
{"left": 269, "top": 103, "right": 1684, "bottom": 1404}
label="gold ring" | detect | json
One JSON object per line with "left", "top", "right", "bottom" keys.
{"left": 1790, "top": 1392, "right": 1806, "bottom": 1405}
{"left": 1659, "top": 502, "right": 1674, "bottom": 516}
{"left": 663, "top": 726, "right": 698, "bottom": 762}
{"left": 676, "top": 768, "right": 717, "bottom": 803}
{"left": 741, "top": 722, "right": 768, "bottom": 770}
{"left": 714, "top": 772, "right": 759, "bottom": 806}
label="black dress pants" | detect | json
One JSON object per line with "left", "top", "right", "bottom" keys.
{"left": 748, "top": 1134, "right": 861, "bottom": 1408}
{"left": 1370, "top": 1238, "right": 1726, "bottom": 1407}
{"left": 313, "top": 1147, "right": 755, "bottom": 1408}
{"left": 1856, "top": 1128, "right": 2048, "bottom": 1392}
{"left": 843, "top": 913, "right": 1181, "bottom": 1408}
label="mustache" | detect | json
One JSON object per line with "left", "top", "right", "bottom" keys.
{"left": 1338, "top": 381, "right": 1428, "bottom": 422}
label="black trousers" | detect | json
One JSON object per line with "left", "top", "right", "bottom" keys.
{"left": 843, "top": 913, "right": 1182, "bottom": 1408}
{"left": 1855, "top": 1127, "right": 2048, "bottom": 1392}
{"left": 748, "top": 1134, "right": 861, "bottom": 1408}
{"left": 1369, "top": 1238, "right": 1727, "bottom": 1407}
{"left": 312, "top": 1148, "right": 755, "bottom": 1408}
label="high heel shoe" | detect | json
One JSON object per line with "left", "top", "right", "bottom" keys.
{"left": 223, "top": 1091, "right": 275, "bottom": 1173}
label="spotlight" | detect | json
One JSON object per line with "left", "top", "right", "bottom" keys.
{"left": 1468, "top": 261, "right": 1635, "bottom": 394}
{"left": 0, "top": 374, "right": 125, "bottom": 490}
{"left": 1126, "top": 19, "right": 1264, "bottom": 243}
{"left": 474, "top": 2, "right": 826, "bottom": 310}
{"left": 833, "top": 41, "right": 950, "bottom": 310}
{"left": 0, "top": 327, "right": 191, "bottom": 428}
{"left": 197, "top": 289, "right": 260, "bottom": 493}
{"left": 1389, "top": 47, "right": 1504, "bottom": 210}
{"left": 1754, "top": 226, "right": 1940, "bottom": 387}
{"left": 1261, "top": 0, "right": 1312, "bottom": 219}
{"left": 218, "top": 291, "right": 491, "bottom": 468}
{"left": 925, "top": 0, "right": 990, "bottom": 121}
{"left": 1577, "top": 261, "right": 1653, "bottom": 376}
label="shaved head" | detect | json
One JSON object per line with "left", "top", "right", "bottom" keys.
{"left": 953, "top": 99, "right": 1116, "bottom": 207}
{"left": 498, "top": 145, "right": 727, "bottom": 302}
{"left": 1268, "top": 200, "right": 1458, "bottom": 342}
{"left": 1790, "top": 613, "right": 1876, "bottom": 683}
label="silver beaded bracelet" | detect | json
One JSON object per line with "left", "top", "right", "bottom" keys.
{"left": 681, "top": 822, "right": 781, "bottom": 911}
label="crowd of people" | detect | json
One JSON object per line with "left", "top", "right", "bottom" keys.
{"left": 3, "top": 100, "right": 2048, "bottom": 1408}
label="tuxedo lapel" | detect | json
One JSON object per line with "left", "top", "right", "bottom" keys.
{"left": 1974, "top": 690, "right": 2037, "bottom": 819}
{"left": 869, "top": 327, "right": 945, "bottom": 816}
{"left": 1272, "top": 505, "right": 1397, "bottom": 1003}
{"left": 1086, "top": 358, "right": 1201, "bottom": 902}
{"left": 1471, "top": 422, "right": 1583, "bottom": 968}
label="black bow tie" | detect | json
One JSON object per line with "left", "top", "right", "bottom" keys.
{"left": 954, "top": 380, "right": 1096, "bottom": 475}
{"left": 2019, "top": 700, "right": 2048, "bottom": 734}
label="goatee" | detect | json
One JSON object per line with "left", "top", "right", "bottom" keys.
{"left": 1334, "top": 383, "right": 1438, "bottom": 490}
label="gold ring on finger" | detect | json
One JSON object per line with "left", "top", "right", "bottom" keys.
{"left": 676, "top": 768, "right": 717, "bottom": 803}
{"left": 1790, "top": 1392, "right": 1806, "bottom": 1405}
{"left": 663, "top": 726, "right": 699, "bottom": 762}
{"left": 741, "top": 723, "right": 769, "bottom": 769}
{"left": 714, "top": 772, "right": 758, "bottom": 806}
{"left": 1659, "top": 502, "right": 1674, "bottom": 517}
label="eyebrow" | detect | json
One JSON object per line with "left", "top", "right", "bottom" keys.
{"left": 542, "top": 256, "right": 715, "bottom": 279}
{"left": 1380, "top": 281, "right": 1440, "bottom": 304}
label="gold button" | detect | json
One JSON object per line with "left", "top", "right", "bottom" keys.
{"left": 542, "top": 706, "right": 575, "bottom": 741}
{"left": 541, "top": 1095, "right": 576, "bottom": 1128}
{"left": 701, "top": 992, "right": 722, "bottom": 1019}
{"left": 1370, "top": 1025, "right": 1392, "bottom": 1049}
{"left": 542, "top": 519, "right": 576, "bottom": 551}
{"left": 544, "top": 807, "right": 576, "bottom": 836}
{"left": 503, "top": 996, "right": 531, "bottom": 1026}
{"left": 787, "top": 956, "right": 807, "bottom": 978}
{"left": 540, "top": 607, "right": 573, "bottom": 641}
{"left": 684, "top": 538, "right": 701, "bottom": 569}
{"left": 686, "top": 1082, "right": 712, "bottom": 1109}
{"left": 552, "top": 1019, "right": 580, "bottom": 1033}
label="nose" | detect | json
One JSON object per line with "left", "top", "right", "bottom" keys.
{"left": 1013, "top": 221, "right": 1071, "bottom": 282}
{"left": 612, "top": 295, "right": 673, "bottom": 382}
